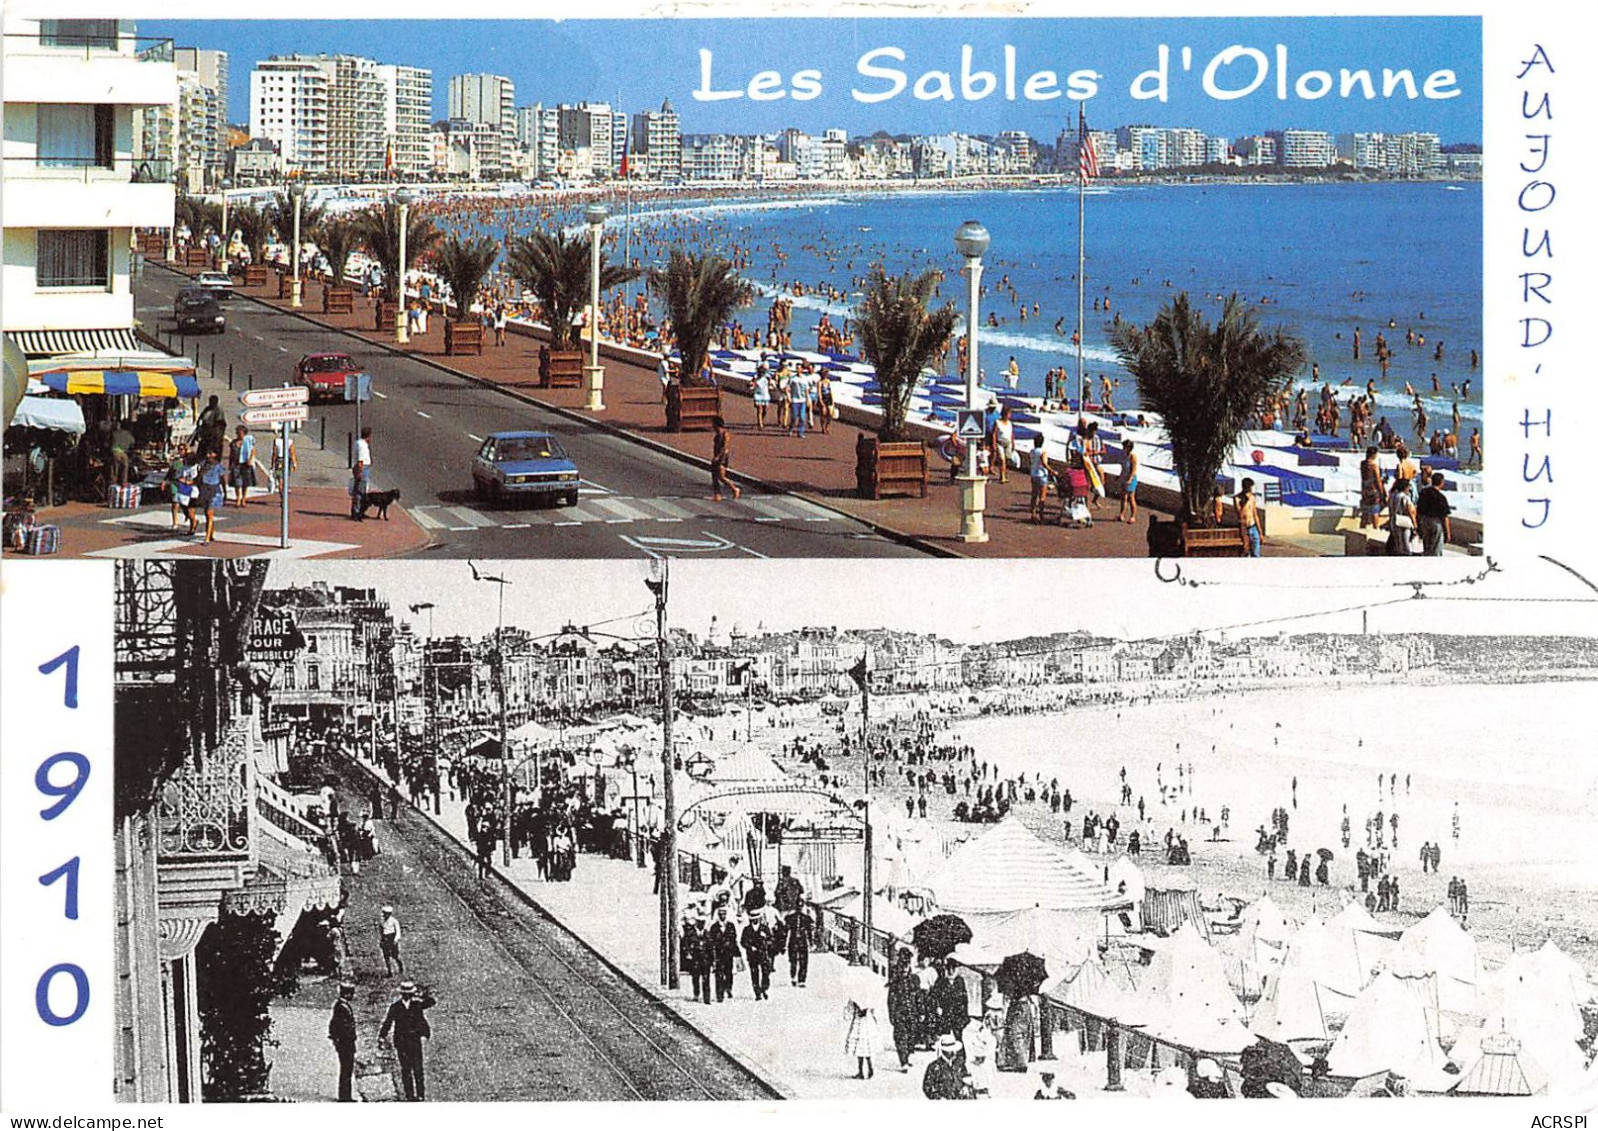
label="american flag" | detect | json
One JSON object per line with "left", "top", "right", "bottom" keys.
{"left": 1077, "top": 105, "right": 1099, "bottom": 181}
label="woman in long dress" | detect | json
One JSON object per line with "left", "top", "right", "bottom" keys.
{"left": 845, "top": 1000, "right": 883, "bottom": 1079}
{"left": 963, "top": 1005, "right": 1000, "bottom": 1096}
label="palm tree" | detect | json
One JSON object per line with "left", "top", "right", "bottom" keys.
{"left": 430, "top": 233, "right": 500, "bottom": 320}
{"left": 504, "top": 229, "right": 640, "bottom": 351}
{"left": 855, "top": 267, "right": 958, "bottom": 441}
{"left": 1112, "top": 292, "right": 1307, "bottom": 523}
{"left": 230, "top": 205, "right": 272, "bottom": 268}
{"left": 264, "top": 189, "right": 329, "bottom": 250}
{"left": 350, "top": 201, "right": 441, "bottom": 302}
{"left": 649, "top": 250, "right": 751, "bottom": 385}
{"left": 317, "top": 217, "right": 356, "bottom": 286}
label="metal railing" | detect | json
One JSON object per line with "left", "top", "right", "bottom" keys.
{"left": 3, "top": 30, "right": 174, "bottom": 62}
{"left": 4, "top": 155, "right": 175, "bottom": 184}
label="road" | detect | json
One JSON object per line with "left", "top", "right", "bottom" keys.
{"left": 330, "top": 758, "right": 780, "bottom": 1101}
{"left": 136, "top": 266, "right": 927, "bottom": 560}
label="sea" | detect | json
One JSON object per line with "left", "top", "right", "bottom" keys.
{"left": 454, "top": 181, "right": 1484, "bottom": 430}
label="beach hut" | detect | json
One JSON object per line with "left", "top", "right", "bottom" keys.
{"left": 1450, "top": 1029, "right": 1549, "bottom": 1096}
{"left": 1393, "top": 904, "right": 1480, "bottom": 1014}
{"left": 1140, "top": 876, "right": 1210, "bottom": 939}
{"left": 1326, "top": 970, "right": 1452, "bottom": 1089}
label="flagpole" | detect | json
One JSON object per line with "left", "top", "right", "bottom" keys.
{"left": 1077, "top": 132, "right": 1087, "bottom": 417}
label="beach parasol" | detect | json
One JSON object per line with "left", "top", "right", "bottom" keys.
{"left": 1317, "top": 848, "right": 1335, "bottom": 861}
{"left": 995, "top": 951, "right": 1050, "bottom": 998}
{"left": 835, "top": 963, "right": 888, "bottom": 1011}
{"left": 913, "top": 913, "right": 973, "bottom": 960}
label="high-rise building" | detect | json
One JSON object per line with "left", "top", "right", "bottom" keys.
{"left": 3, "top": 17, "right": 176, "bottom": 358}
{"left": 251, "top": 54, "right": 429, "bottom": 178}
{"left": 173, "top": 48, "right": 227, "bottom": 187}
{"left": 558, "top": 102, "right": 614, "bottom": 179}
{"left": 1271, "top": 128, "right": 1337, "bottom": 168}
{"left": 515, "top": 102, "right": 560, "bottom": 180}
{"left": 447, "top": 73, "right": 515, "bottom": 177}
{"left": 379, "top": 64, "right": 432, "bottom": 175}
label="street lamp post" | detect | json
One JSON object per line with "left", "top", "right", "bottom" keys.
{"left": 646, "top": 563, "right": 679, "bottom": 989}
{"left": 394, "top": 188, "right": 416, "bottom": 344}
{"left": 618, "top": 748, "right": 645, "bottom": 869}
{"left": 288, "top": 180, "right": 305, "bottom": 309}
{"left": 953, "top": 221, "right": 991, "bottom": 544}
{"left": 583, "top": 203, "right": 608, "bottom": 412}
{"left": 471, "top": 567, "right": 514, "bottom": 866}
{"left": 219, "top": 180, "right": 232, "bottom": 271}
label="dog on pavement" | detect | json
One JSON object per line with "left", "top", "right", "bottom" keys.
{"left": 360, "top": 488, "right": 401, "bottom": 520}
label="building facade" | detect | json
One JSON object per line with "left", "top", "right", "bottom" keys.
{"left": 447, "top": 73, "right": 515, "bottom": 178}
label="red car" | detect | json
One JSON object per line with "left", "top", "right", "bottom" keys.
{"left": 295, "top": 352, "right": 361, "bottom": 402}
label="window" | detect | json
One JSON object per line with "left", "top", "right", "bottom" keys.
{"left": 39, "top": 19, "right": 118, "bottom": 48}
{"left": 36, "top": 105, "right": 114, "bottom": 168}
{"left": 37, "top": 230, "right": 110, "bottom": 289}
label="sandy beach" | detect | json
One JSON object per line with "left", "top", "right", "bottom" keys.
{"left": 749, "top": 678, "right": 1598, "bottom": 984}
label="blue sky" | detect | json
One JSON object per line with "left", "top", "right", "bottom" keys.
{"left": 145, "top": 17, "right": 1481, "bottom": 143}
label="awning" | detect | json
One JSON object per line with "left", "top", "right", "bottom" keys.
{"left": 10, "top": 328, "right": 142, "bottom": 357}
{"left": 10, "top": 396, "right": 86, "bottom": 434}
{"left": 29, "top": 355, "right": 201, "bottom": 399}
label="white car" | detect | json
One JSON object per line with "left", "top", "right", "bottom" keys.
{"left": 195, "top": 270, "right": 235, "bottom": 299}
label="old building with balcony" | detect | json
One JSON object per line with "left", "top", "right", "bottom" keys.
{"left": 2, "top": 17, "right": 175, "bottom": 357}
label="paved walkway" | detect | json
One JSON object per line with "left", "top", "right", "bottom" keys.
{"left": 215, "top": 267, "right": 1319, "bottom": 559}
{"left": 347, "top": 754, "right": 1165, "bottom": 1101}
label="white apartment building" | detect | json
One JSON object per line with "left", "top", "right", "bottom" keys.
{"left": 172, "top": 47, "right": 227, "bottom": 188}
{"left": 557, "top": 101, "right": 615, "bottom": 180}
{"left": 249, "top": 57, "right": 330, "bottom": 173}
{"left": 252, "top": 54, "right": 430, "bottom": 178}
{"left": 380, "top": 64, "right": 432, "bottom": 176}
{"left": 630, "top": 98, "right": 682, "bottom": 182}
{"left": 3, "top": 17, "right": 176, "bottom": 355}
{"left": 1272, "top": 128, "right": 1337, "bottom": 168}
{"left": 447, "top": 73, "right": 515, "bottom": 177}
{"left": 1234, "top": 134, "right": 1278, "bottom": 167}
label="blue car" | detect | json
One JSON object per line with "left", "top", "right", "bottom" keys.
{"left": 470, "top": 431, "right": 581, "bottom": 506}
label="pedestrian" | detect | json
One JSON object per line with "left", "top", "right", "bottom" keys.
{"left": 378, "top": 980, "right": 435, "bottom": 1102}
{"left": 229, "top": 425, "right": 256, "bottom": 507}
{"left": 1359, "top": 446, "right": 1387, "bottom": 529}
{"left": 786, "top": 905, "right": 812, "bottom": 987}
{"left": 816, "top": 369, "right": 835, "bottom": 434}
{"left": 922, "top": 1034, "right": 972, "bottom": 1100}
{"left": 493, "top": 304, "right": 507, "bottom": 346}
{"left": 1117, "top": 440, "right": 1139, "bottom": 524}
{"left": 707, "top": 905, "right": 739, "bottom": 1002}
{"left": 710, "top": 416, "right": 741, "bottom": 503}
{"left": 657, "top": 350, "right": 673, "bottom": 402}
{"left": 1416, "top": 471, "right": 1453, "bottom": 555}
{"left": 1033, "top": 1067, "right": 1075, "bottom": 1100}
{"left": 1386, "top": 477, "right": 1417, "bottom": 555}
{"left": 991, "top": 406, "right": 1016, "bottom": 484}
{"left": 845, "top": 999, "right": 883, "bottom": 1079}
{"left": 751, "top": 361, "right": 772, "bottom": 429}
{"left": 196, "top": 449, "right": 225, "bottom": 543}
{"left": 928, "top": 960, "right": 969, "bottom": 1041}
{"left": 166, "top": 442, "right": 196, "bottom": 530}
{"left": 1236, "top": 477, "right": 1263, "bottom": 557}
{"left": 379, "top": 905, "right": 404, "bottom": 975}
{"left": 328, "top": 982, "right": 358, "bottom": 1102}
{"left": 109, "top": 418, "right": 135, "bottom": 487}
{"left": 887, "top": 948, "right": 919, "bottom": 1070}
{"left": 965, "top": 998, "right": 1001, "bottom": 1093}
{"left": 1027, "top": 435, "right": 1051, "bottom": 524}
{"left": 789, "top": 366, "right": 811, "bottom": 437}
{"left": 681, "top": 917, "right": 712, "bottom": 1003}
{"left": 351, "top": 426, "right": 373, "bottom": 521}
{"left": 741, "top": 913, "right": 775, "bottom": 1000}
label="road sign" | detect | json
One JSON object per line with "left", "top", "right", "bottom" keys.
{"left": 242, "top": 405, "right": 310, "bottom": 426}
{"left": 239, "top": 385, "right": 309, "bottom": 408}
{"left": 956, "top": 408, "right": 986, "bottom": 440}
{"left": 344, "top": 373, "right": 372, "bottom": 402}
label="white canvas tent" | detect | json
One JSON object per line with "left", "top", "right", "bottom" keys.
{"left": 1134, "top": 924, "right": 1252, "bottom": 1054}
{"left": 921, "top": 817, "right": 1125, "bottom": 915}
{"left": 1392, "top": 904, "right": 1480, "bottom": 1014}
{"left": 1326, "top": 970, "right": 1452, "bottom": 1089}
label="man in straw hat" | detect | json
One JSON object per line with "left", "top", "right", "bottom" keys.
{"left": 379, "top": 980, "right": 436, "bottom": 1101}
{"left": 1032, "top": 1065, "right": 1075, "bottom": 1100}
{"left": 923, "top": 1034, "right": 972, "bottom": 1100}
{"left": 379, "top": 905, "right": 403, "bottom": 975}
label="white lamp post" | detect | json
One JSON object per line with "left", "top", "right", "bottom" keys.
{"left": 288, "top": 180, "right": 305, "bottom": 309}
{"left": 394, "top": 188, "right": 416, "bottom": 344}
{"left": 584, "top": 202, "right": 608, "bottom": 412}
{"left": 954, "top": 220, "right": 991, "bottom": 544}
{"left": 219, "top": 179, "right": 232, "bottom": 271}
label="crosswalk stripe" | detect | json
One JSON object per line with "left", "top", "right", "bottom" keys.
{"left": 638, "top": 497, "right": 695, "bottom": 520}
{"left": 758, "top": 495, "right": 837, "bottom": 522}
{"left": 444, "top": 506, "right": 498, "bottom": 528}
{"left": 737, "top": 497, "right": 797, "bottom": 521}
{"left": 410, "top": 508, "right": 447, "bottom": 530}
{"left": 566, "top": 500, "right": 620, "bottom": 524}
{"left": 585, "top": 496, "right": 655, "bottom": 522}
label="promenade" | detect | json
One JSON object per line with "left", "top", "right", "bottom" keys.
{"left": 339, "top": 751, "right": 1165, "bottom": 1101}
{"left": 198, "top": 264, "right": 1325, "bottom": 559}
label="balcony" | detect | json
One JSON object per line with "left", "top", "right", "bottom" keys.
{"left": 3, "top": 32, "right": 176, "bottom": 107}
{"left": 155, "top": 718, "right": 255, "bottom": 918}
{"left": 3, "top": 156, "right": 174, "bottom": 229}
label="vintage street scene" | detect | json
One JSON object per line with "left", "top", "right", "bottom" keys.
{"left": 112, "top": 558, "right": 1598, "bottom": 1102}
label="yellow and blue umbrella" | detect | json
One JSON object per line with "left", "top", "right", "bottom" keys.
{"left": 28, "top": 356, "right": 200, "bottom": 399}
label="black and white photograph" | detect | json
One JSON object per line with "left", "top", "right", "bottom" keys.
{"left": 108, "top": 557, "right": 1598, "bottom": 1104}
